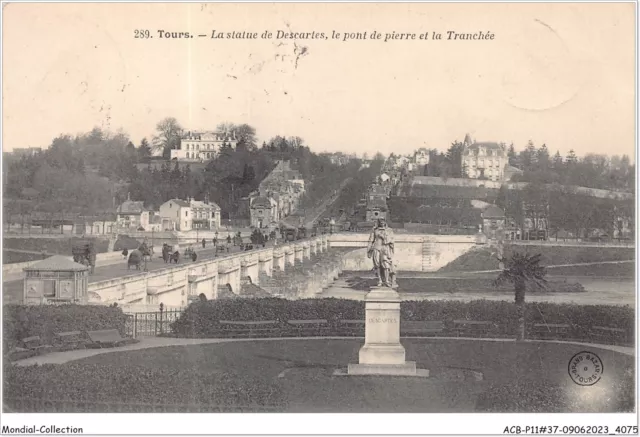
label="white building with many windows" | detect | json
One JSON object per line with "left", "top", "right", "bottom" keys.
{"left": 461, "top": 133, "right": 507, "bottom": 182}
{"left": 170, "top": 131, "right": 238, "bottom": 162}
{"left": 158, "top": 197, "right": 222, "bottom": 231}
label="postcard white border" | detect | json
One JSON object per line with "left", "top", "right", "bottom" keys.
{"left": 0, "top": 0, "right": 637, "bottom": 435}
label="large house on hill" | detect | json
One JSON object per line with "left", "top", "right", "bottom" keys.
{"left": 461, "top": 134, "right": 508, "bottom": 182}
{"left": 170, "top": 130, "right": 238, "bottom": 162}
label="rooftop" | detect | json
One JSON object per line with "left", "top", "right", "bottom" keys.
{"left": 24, "top": 255, "right": 89, "bottom": 272}
{"left": 191, "top": 200, "right": 221, "bottom": 210}
{"left": 117, "top": 200, "right": 146, "bottom": 214}
{"left": 167, "top": 199, "right": 190, "bottom": 208}
{"left": 181, "top": 130, "right": 236, "bottom": 141}
{"left": 465, "top": 142, "right": 505, "bottom": 155}
{"left": 251, "top": 196, "right": 275, "bottom": 209}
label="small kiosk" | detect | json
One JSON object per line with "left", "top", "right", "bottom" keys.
{"left": 23, "top": 255, "right": 89, "bottom": 305}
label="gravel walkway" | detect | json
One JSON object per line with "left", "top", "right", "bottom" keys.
{"left": 13, "top": 336, "right": 634, "bottom": 367}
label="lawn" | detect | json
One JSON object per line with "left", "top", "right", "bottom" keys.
{"left": 4, "top": 339, "right": 634, "bottom": 413}
{"left": 439, "top": 246, "right": 635, "bottom": 273}
{"left": 2, "top": 250, "right": 43, "bottom": 264}
{"left": 546, "top": 262, "right": 634, "bottom": 278}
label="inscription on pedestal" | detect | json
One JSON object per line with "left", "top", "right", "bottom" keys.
{"left": 368, "top": 317, "right": 397, "bottom": 323}
{"left": 343, "top": 286, "right": 428, "bottom": 377}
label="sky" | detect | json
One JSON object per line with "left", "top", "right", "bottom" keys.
{"left": 2, "top": 2, "right": 636, "bottom": 159}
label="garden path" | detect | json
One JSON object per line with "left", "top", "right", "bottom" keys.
{"left": 13, "top": 336, "right": 634, "bottom": 367}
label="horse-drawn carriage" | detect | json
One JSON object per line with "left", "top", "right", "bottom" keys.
{"left": 216, "top": 243, "right": 230, "bottom": 254}
{"left": 72, "top": 240, "right": 96, "bottom": 274}
{"left": 232, "top": 234, "right": 243, "bottom": 247}
{"left": 280, "top": 224, "right": 298, "bottom": 242}
{"left": 161, "top": 244, "right": 180, "bottom": 264}
{"left": 127, "top": 249, "right": 143, "bottom": 270}
{"left": 184, "top": 246, "right": 198, "bottom": 261}
{"left": 138, "top": 242, "right": 153, "bottom": 262}
{"left": 239, "top": 237, "right": 254, "bottom": 251}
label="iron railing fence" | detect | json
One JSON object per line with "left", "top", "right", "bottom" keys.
{"left": 124, "top": 309, "right": 183, "bottom": 338}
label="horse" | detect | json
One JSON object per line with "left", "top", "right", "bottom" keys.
{"left": 127, "top": 249, "right": 143, "bottom": 270}
{"left": 169, "top": 251, "right": 180, "bottom": 264}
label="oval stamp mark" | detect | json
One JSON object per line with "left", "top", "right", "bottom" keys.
{"left": 568, "top": 351, "right": 604, "bottom": 386}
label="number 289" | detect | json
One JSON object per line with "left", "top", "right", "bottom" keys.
{"left": 134, "top": 30, "right": 151, "bottom": 38}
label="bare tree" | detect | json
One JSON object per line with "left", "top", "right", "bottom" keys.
{"left": 153, "top": 117, "right": 183, "bottom": 158}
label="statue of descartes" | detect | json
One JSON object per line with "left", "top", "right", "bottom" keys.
{"left": 367, "top": 218, "right": 396, "bottom": 288}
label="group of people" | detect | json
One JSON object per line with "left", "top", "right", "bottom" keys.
{"left": 201, "top": 235, "right": 234, "bottom": 249}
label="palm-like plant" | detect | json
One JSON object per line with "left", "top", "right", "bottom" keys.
{"left": 495, "top": 252, "right": 547, "bottom": 341}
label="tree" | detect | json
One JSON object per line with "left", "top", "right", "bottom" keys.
{"left": 507, "top": 143, "right": 517, "bottom": 167}
{"left": 138, "top": 138, "right": 152, "bottom": 162}
{"left": 536, "top": 144, "right": 550, "bottom": 170}
{"left": 494, "top": 252, "right": 547, "bottom": 341}
{"left": 446, "top": 142, "right": 465, "bottom": 177}
{"left": 153, "top": 117, "right": 183, "bottom": 159}
{"left": 519, "top": 140, "right": 537, "bottom": 171}
{"left": 242, "top": 164, "right": 256, "bottom": 183}
{"left": 288, "top": 136, "right": 305, "bottom": 150}
{"left": 373, "top": 152, "right": 386, "bottom": 162}
{"left": 125, "top": 141, "right": 138, "bottom": 166}
{"left": 217, "top": 122, "right": 257, "bottom": 150}
{"left": 522, "top": 181, "right": 548, "bottom": 233}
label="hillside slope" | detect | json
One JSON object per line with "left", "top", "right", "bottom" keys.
{"left": 438, "top": 245, "right": 635, "bottom": 273}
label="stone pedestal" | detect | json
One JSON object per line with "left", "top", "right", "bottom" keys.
{"left": 346, "top": 286, "right": 428, "bottom": 377}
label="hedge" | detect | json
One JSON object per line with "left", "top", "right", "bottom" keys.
{"left": 170, "top": 298, "right": 635, "bottom": 343}
{"left": 3, "top": 305, "right": 128, "bottom": 352}
{"left": 4, "top": 362, "right": 286, "bottom": 413}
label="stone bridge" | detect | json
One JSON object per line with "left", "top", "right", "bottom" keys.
{"left": 328, "top": 233, "right": 486, "bottom": 272}
{"left": 89, "top": 235, "right": 334, "bottom": 311}
{"left": 86, "top": 233, "right": 486, "bottom": 311}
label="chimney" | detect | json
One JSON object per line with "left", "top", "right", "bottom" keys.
{"left": 127, "top": 192, "right": 131, "bottom": 201}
